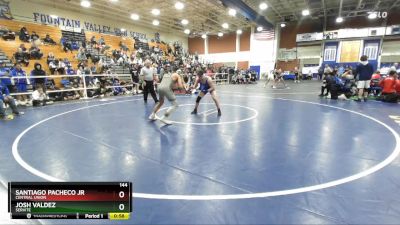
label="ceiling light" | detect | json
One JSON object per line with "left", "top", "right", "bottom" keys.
{"left": 152, "top": 20, "right": 159, "bottom": 26}
{"left": 302, "top": 9, "right": 310, "bottom": 16}
{"left": 236, "top": 29, "right": 242, "bottom": 34}
{"left": 222, "top": 23, "right": 229, "bottom": 29}
{"left": 121, "top": 28, "right": 126, "bottom": 32}
{"left": 336, "top": 17, "right": 343, "bottom": 23}
{"left": 368, "top": 12, "right": 377, "bottom": 19}
{"left": 80, "top": 0, "right": 91, "bottom": 8}
{"left": 175, "top": 2, "right": 184, "bottom": 10}
{"left": 218, "top": 32, "right": 224, "bottom": 37}
{"left": 184, "top": 29, "right": 190, "bottom": 34}
{"left": 110, "top": 0, "right": 118, "bottom": 2}
{"left": 280, "top": 23, "right": 286, "bottom": 28}
{"left": 228, "top": 8, "right": 236, "bottom": 16}
{"left": 151, "top": 9, "right": 160, "bottom": 16}
{"left": 130, "top": 13, "right": 139, "bottom": 20}
{"left": 181, "top": 19, "right": 189, "bottom": 25}
{"left": 259, "top": 2, "right": 268, "bottom": 10}
{"left": 50, "top": 15, "right": 58, "bottom": 19}
{"left": 257, "top": 26, "right": 263, "bottom": 32}
{"left": 201, "top": 34, "right": 207, "bottom": 39}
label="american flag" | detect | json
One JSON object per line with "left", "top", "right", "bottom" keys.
{"left": 254, "top": 29, "right": 275, "bottom": 40}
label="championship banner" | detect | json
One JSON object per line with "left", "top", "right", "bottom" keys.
{"left": 340, "top": 40, "right": 361, "bottom": 62}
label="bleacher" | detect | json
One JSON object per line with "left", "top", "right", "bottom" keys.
{"left": 85, "top": 31, "right": 135, "bottom": 52}
{"left": 134, "top": 38, "right": 150, "bottom": 51}
{"left": 0, "top": 19, "right": 77, "bottom": 86}
{"left": 0, "top": 19, "right": 180, "bottom": 89}
{"left": 0, "top": 50, "right": 13, "bottom": 68}
{"left": 61, "top": 29, "right": 86, "bottom": 46}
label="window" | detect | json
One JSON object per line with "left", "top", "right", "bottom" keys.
{"left": 364, "top": 43, "right": 379, "bottom": 60}
{"left": 324, "top": 46, "right": 336, "bottom": 61}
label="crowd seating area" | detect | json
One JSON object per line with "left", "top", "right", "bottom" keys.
{"left": 0, "top": 19, "right": 235, "bottom": 109}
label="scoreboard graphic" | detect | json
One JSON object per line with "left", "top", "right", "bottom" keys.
{"left": 8, "top": 182, "right": 132, "bottom": 220}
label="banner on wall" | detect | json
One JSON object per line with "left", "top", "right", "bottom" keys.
{"left": 296, "top": 32, "right": 323, "bottom": 42}
{"left": 322, "top": 42, "right": 338, "bottom": 65}
{"left": 297, "top": 26, "right": 399, "bottom": 42}
{"left": 340, "top": 40, "right": 361, "bottom": 62}
{"left": 0, "top": 0, "right": 12, "bottom": 19}
{"left": 31, "top": 12, "right": 146, "bottom": 39}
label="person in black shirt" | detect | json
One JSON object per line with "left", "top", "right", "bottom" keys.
{"left": 14, "top": 48, "right": 29, "bottom": 66}
{"left": 30, "top": 63, "right": 46, "bottom": 91}
{"left": 129, "top": 63, "right": 140, "bottom": 94}
{"left": 29, "top": 44, "right": 43, "bottom": 59}
{"left": 19, "top": 27, "right": 30, "bottom": 42}
{"left": 43, "top": 34, "right": 56, "bottom": 45}
{"left": 30, "top": 31, "right": 39, "bottom": 42}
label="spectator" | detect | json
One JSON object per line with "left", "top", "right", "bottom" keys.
{"left": 66, "top": 66, "right": 75, "bottom": 75}
{"left": 10, "top": 63, "right": 30, "bottom": 105}
{"left": 390, "top": 63, "right": 399, "bottom": 73}
{"left": 159, "top": 63, "right": 165, "bottom": 81}
{"left": 19, "top": 27, "right": 30, "bottom": 42}
{"left": 30, "top": 63, "right": 47, "bottom": 91}
{"left": 370, "top": 70, "right": 382, "bottom": 95}
{"left": 129, "top": 63, "right": 140, "bottom": 94}
{"left": 0, "top": 83, "right": 24, "bottom": 120}
{"left": 396, "top": 77, "right": 400, "bottom": 95}
{"left": 14, "top": 48, "right": 29, "bottom": 66}
{"left": 379, "top": 71, "right": 398, "bottom": 103}
{"left": 29, "top": 43, "right": 43, "bottom": 59}
{"left": 1, "top": 27, "right": 15, "bottom": 41}
{"left": 355, "top": 55, "right": 374, "bottom": 102}
{"left": 30, "top": 31, "right": 40, "bottom": 43}
{"left": 63, "top": 58, "right": 71, "bottom": 68}
{"left": 294, "top": 66, "right": 300, "bottom": 83}
{"left": 328, "top": 71, "right": 342, "bottom": 100}
{"left": 0, "top": 25, "right": 7, "bottom": 34}
{"left": 338, "top": 64, "right": 345, "bottom": 76}
{"left": 90, "top": 36, "right": 97, "bottom": 46}
{"left": 98, "top": 36, "right": 105, "bottom": 46}
{"left": 371, "top": 70, "right": 381, "bottom": 80}
{"left": 61, "top": 37, "right": 72, "bottom": 52}
{"left": 47, "top": 52, "right": 56, "bottom": 65}
{"left": 318, "top": 66, "right": 324, "bottom": 80}
{"left": 76, "top": 47, "right": 87, "bottom": 62}
{"left": 43, "top": 34, "right": 56, "bottom": 45}
{"left": 323, "top": 64, "right": 332, "bottom": 77}
{"left": 319, "top": 72, "right": 333, "bottom": 97}
{"left": 49, "top": 59, "right": 58, "bottom": 75}
{"left": 119, "top": 41, "right": 129, "bottom": 51}
{"left": 71, "top": 41, "right": 80, "bottom": 50}
{"left": 57, "top": 58, "right": 66, "bottom": 75}
{"left": 0, "top": 61, "right": 13, "bottom": 91}
{"left": 32, "top": 86, "right": 52, "bottom": 106}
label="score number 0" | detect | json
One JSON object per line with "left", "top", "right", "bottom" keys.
{"left": 118, "top": 183, "right": 128, "bottom": 211}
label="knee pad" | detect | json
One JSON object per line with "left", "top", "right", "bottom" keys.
{"left": 196, "top": 96, "right": 202, "bottom": 103}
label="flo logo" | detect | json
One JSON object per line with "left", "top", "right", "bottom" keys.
{"left": 368, "top": 11, "right": 388, "bottom": 19}
{"left": 0, "top": 0, "right": 12, "bottom": 20}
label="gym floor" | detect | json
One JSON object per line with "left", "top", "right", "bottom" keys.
{"left": 1, "top": 81, "right": 400, "bottom": 224}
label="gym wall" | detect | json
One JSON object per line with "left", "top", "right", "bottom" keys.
{"left": 278, "top": 11, "right": 400, "bottom": 71}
